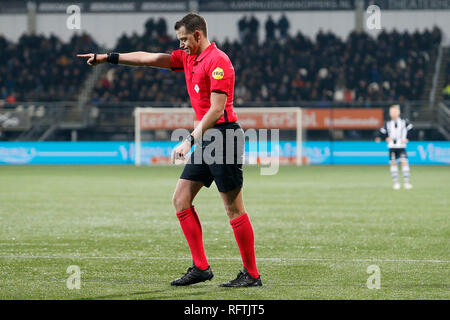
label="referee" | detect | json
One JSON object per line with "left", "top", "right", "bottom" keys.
{"left": 78, "top": 13, "right": 261, "bottom": 287}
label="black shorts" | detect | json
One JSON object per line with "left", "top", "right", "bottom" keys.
{"left": 180, "top": 122, "right": 244, "bottom": 193}
{"left": 389, "top": 148, "right": 407, "bottom": 161}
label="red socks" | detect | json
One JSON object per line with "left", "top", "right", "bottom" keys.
{"left": 176, "top": 208, "right": 259, "bottom": 278}
{"left": 176, "top": 206, "right": 209, "bottom": 270}
{"left": 230, "top": 213, "right": 259, "bottom": 279}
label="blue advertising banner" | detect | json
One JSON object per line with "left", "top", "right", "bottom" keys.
{"left": 0, "top": 142, "right": 131, "bottom": 165}
{"left": 0, "top": 141, "right": 449, "bottom": 165}
{"left": 284, "top": 141, "right": 450, "bottom": 165}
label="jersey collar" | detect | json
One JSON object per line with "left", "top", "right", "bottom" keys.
{"left": 194, "top": 42, "right": 216, "bottom": 62}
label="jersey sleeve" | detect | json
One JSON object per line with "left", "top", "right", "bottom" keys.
{"left": 378, "top": 122, "right": 388, "bottom": 139}
{"left": 170, "top": 50, "right": 185, "bottom": 72}
{"left": 208, "top": 56, "right": 233, "bottom": 95}
{"left": 405, "top": 119, "right": 413, "bottom": 139}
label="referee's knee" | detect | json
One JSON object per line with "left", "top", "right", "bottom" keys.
{"left": 172, "top": 194, "right": 191, "bottom": 213}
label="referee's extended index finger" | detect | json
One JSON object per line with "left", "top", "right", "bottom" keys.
{"left": 76, "top": 53, "right": 92, "bottom": 58}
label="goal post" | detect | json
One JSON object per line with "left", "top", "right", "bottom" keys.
{"left": 134, "top": 107, "right": 303, "bottom": 166}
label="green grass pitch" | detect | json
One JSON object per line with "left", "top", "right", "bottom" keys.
{"left": 0, "top": 165, "right": 448, "bottom": 300}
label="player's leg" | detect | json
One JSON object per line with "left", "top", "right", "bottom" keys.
{"left": 220, "top": 186, "right": 246, "bottom": 220}
{"left": 172, "top": 179, "right": 208, "bottom": 271}
{"left": 172, "top": 178, "right": 203, "bottom": 212}
{"left": 400, "top": 151, "right": 412, "bottom": 189}
{"left": 218, "top": 187, "right": 261, "bottom": 287}
{"left": 389, "top": 150, "right": 400, "bottom": 190}
{"left": 171, "top": 162, "right": 215, "bottom": 286}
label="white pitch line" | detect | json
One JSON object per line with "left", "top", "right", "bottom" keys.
{"left": 0, "top": 255, "right": 448, "bottom": 264}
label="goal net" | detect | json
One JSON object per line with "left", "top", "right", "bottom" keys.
{"left": 134, "top": 107, "right": 303, "bottom": 166}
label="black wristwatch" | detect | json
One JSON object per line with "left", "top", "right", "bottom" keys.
{"left": 186, "top": 134, "right": 195, "bottom": 146}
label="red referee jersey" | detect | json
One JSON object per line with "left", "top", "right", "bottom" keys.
{"left": 170, "top": 42, "right": 238, "bottom": 124}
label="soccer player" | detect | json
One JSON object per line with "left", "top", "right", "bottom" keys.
{"left": 77, "top": 13, "right": 261, "bottom": 287}
{"left": 377, "top": 104, "right": 413, "bottom": 190}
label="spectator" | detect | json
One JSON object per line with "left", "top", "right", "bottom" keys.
{"left": 156, "top": 17, "right": 167, "bottom": 36}
{"left": 144, "top": 18, "right": 155, "bottom": 37}
{"left": 278, "top": 13, "right": 290, "bottom": 39}
{"left": 238, "top": 15, "right": 249, "bottom": 42}
{"left": 265, "top": 15, "right": 276, "bottom": 41}
{"left": 248, "top": 15, "right": 260, "bottom": 42}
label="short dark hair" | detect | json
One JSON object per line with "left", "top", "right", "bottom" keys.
{"left": 174, "top": 13, "right": 207, "bottom": 37}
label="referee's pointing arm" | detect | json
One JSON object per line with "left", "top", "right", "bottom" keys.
{"left": 76, "top": 51, "right": 172, "bottom": 69}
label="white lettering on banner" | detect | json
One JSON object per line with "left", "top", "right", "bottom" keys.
{"left": 262, "top": 113, "right": 297, "bottom": 128}
{"left": 324, "top": 117, "right": 381, "bottom": 127}
{"left": 0, "top": 117, "right": 19, "bottom": 128}
{"left": 140, "top": 113, "right": 195, "bottom": 129}
{"left": 138, "top": 108, "right": 382, "bottom": 130}
{"left": 0, "top": 112, "right": 27, "bottom": 129}
{"left": 90, "top": 2, "right": 136, "bottom": 12}
{"left": 236, "top": 117, "right": 257, "bottom": 128}
{"left": 419, "top": 143, "right": 450, "bottom": 164}
{"left": 302, "top": 112, "right": 317, "bottom": 128}
{"left": 40, "top": 2, "right": 80, "bottom": 12}
{"left": 141, "top": 2, "right": 187, "bottom": 11}
{"left": 0, "top": 147, "right": 36, "bottom": 164}
{"left": 119, "top": 145, "right": 128, "bottom": 160}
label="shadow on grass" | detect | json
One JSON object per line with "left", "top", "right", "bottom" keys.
{"left": 80, "top": 284, "right": 217, "bottom": 300}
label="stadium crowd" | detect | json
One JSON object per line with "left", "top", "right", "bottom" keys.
{"left": 0, "top": 16, "right": 442, "bottom": 105}
{"left": 91, "top": 18, "right": 185, "bottom": 105}
{"left": 0, "top": 33, "right": 98, "bottom": 102}
{"left": 93, "top": 16, "right": 442, "bottom": 106}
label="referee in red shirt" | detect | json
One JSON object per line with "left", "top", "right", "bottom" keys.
{"left": 78, "top": 13, "right": 261, "bottom": 287}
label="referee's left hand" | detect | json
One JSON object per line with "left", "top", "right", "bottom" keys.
{"left": 76, "top": 53, "right": 107, "bottom": 66}
{"left": 172, "top": 140, "right": 191, "bottom": 163}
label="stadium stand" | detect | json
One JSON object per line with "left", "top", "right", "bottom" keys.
{"left": 0, "top": 16, "right": 442, "bottom": 105}
{"left": 0, "top": 33, "right": 98, "bottom": 102}
{"left": 91, "top": 17, "right": 441, "bottom": 105}
{"left": 91, "top": 18, "right": 187, "bottom": 105}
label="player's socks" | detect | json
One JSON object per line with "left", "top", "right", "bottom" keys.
{"left": 176, "top": 206, "right": 209, "bottom": 270}
{"left": 390, "top": 164, "right": 399, "bottom": 184}
{"left": 229, "top": 213, "right": 259, "bottom": 279}
{"left": 402, "top": 164, "right": 410, "bottom": 184}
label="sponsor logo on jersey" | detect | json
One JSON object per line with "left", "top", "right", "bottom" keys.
{"left": 212, "top": 67, "right": 224, "bottom": 80}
